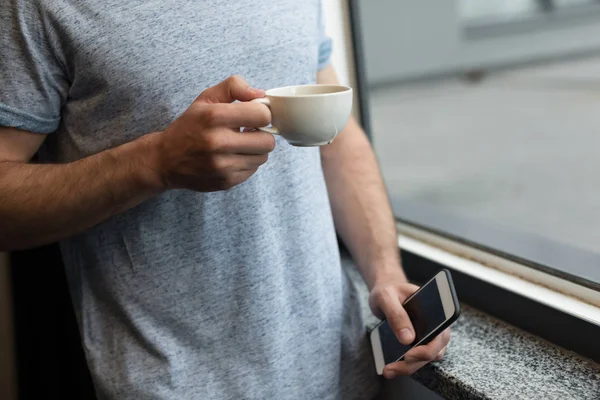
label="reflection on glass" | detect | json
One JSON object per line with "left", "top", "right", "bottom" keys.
{"left": 362, "top": 0, "right": 600, "bottom": 259}
{"left": 370, "top": 55, "right": 600, "bottom": 254}
{"left": 461, "top": 0, "right": 541, "bottom": 20}
{"left": 554, "top": 0, "right": 596, "bottom": 7}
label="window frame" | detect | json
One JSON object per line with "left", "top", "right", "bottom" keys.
{"left": 392, "top": 200, "right": 600, "bottom": 291}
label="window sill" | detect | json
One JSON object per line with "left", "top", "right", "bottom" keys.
{"left": 340, "top": 244, "right": 600, "bottom": 400}
{"left": 407, "top": 304, "right": 600, "bottom": 400}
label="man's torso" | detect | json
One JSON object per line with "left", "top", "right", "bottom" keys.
{"left": 12, "top": 1, "right": 380, "bottom": 398}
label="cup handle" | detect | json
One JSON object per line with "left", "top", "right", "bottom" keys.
{"left": 250, "top": 97, "right": 279, "bottom": 135}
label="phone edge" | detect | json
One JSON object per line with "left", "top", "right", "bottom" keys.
{"left": 368, "top": 325, "right": 385, "bottom": 375}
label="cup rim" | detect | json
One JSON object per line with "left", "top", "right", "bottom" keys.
{"left": 266, "top": 84, "right": 352, "bottom": 98}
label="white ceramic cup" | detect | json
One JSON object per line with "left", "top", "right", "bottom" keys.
{"left": 251, "top": 84, "right": 353, "bottom": 147}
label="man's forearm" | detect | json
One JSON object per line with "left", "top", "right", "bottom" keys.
{"left": 321, "top": 118, "right": 406, "bottom": 289}
{"left": 0, "top": 134, "right": 162, "bottom": 251}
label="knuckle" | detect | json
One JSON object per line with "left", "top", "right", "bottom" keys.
{"left": 371, "top": 296, "right": 388, "bottom": 315}
{"left": 425, "top": 348, "right": 439, "bottom": 360}
{"left": 187, "top": 100, "right": 204, "bottom": 113}
{"left": 406, "top": 349, "right": 427, "bottom": 363}
{"left": 371, "top": 287, "right": 387, "bottom": 302}
{"left": 390, "top": 312, "right": 406, "bottom": 326}
{"left": 203, "top": 136, "right": 219, "bottom": 152}
{"left": 203, "top": 132, "right": 226, "bottom": 152}
{"left": 390, "top": 306, "right": 408, "bottom": 322}
{"left": 208, "top": 155, "right": 227, "bottom": 172}
{"left": 228, "top": 74, "right": 244, "bottom": 86}
{"left": 202, "top": 106, "right": 224, "bottom": 126}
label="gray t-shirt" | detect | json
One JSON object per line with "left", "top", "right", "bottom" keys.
{"left": 1, "top": 1, "right": 380, "bottom": 398}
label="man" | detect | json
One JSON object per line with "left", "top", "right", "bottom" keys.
{"left": 0, "top": 1, "right": 449, "bottom": 399}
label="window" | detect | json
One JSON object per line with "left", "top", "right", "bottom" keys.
{"left": 354, "top": 0, "right": 600, "bottom": 290}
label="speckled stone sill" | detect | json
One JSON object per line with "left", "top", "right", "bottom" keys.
{"left": 411, "top": 305, "right": 600, "bottom": 400}
{"left": 342, "top": 255, "right": 600, "bottom": 400}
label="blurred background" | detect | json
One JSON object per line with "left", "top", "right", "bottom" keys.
{"left": 359, "top": 0, "right": 600, "bottom": 254}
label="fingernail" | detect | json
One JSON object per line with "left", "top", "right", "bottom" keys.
{"left": 399, "top": 328, "right": 414, "bottom": 344}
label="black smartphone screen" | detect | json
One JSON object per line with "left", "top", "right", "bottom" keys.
{"left": 379, "top": 279, "right": 448, "bottom": 365}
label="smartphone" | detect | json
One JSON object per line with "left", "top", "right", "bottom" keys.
{"left": 369, "top": 269, "right": 460, "bottom": 375}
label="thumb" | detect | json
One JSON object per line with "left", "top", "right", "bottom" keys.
{"left": 374, "top": 288, "right": 415, "bottom": 345}
{"left": 197, "top": 75, "right": 265, "bottom": 104}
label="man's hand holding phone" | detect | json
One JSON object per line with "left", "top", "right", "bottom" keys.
{"left": 369, "top": 277, "right": 452, "bottom": 379}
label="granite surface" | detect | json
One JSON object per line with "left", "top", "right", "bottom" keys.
{"left": 411, "top": 305, "right": 600, "bottom": 400}
{"left": 341, "top": 256, "right": 600, "bottom": 400}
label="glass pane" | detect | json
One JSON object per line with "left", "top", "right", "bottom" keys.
{"left": 359, "top": 0, "right": 600, "bottom": 267}
{"left": 371, "top": 59, "right": 600, "bottom": 254}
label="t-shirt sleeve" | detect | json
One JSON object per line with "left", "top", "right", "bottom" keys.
{"left": 0, "top": 3, "right": 69, "bottom": 134}
{"left": 317, "top": 1, "right": 333, "bottom": 71}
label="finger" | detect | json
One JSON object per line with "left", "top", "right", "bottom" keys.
{"left": 383, "top": 360, "right": 428, "bottom": 379}
{"left": 199, "top": 102, "right": 271, "bottom": 128}
{"left": 403, "top": 283, "right": 421, "bottom": 294}
{"left": 404, "top": 338, "right": 446, "bottom": 363}
{"left": 223, "top": 130, "right": 276, "bottom": 155}
{"left": 435, "top": 346, "right": 447, "bottom": 361}
{"left": 216, "top": 153, "right": 270, "bottom": 171}
{"left": 368, "top": 295, "right": 386, "bottom": 320}
{"left": 384, "top": 329, "right": 451, "bottom": 378}
{"left": 436, "top": 328, "right": 451, "bottom": 350}
{"left": 375, "top": 288, "right": 415, "bottom": 345}
{"left": 442, "top": 328, "right": 451, "bottom": 344}
{"left": 198, "top": 75, "right": 265, "bottom": 104}
{"left": 404, "top": 331, "right": 450, "bottom": 363}
{"left": 206, "top": 128, "right": 275, "bottom": 155}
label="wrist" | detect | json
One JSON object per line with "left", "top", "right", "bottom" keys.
{"left": 129, "top": 132, "right": 169, "bottom": 193}
{"left": 366, "top": 262, "right": 408, "bottom": 291}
